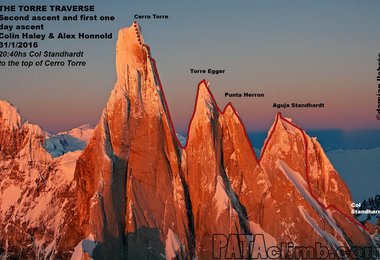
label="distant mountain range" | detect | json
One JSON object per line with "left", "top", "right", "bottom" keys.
{"left": 246, "top": 130, "right": 380, "bottom": 155}
{"left": 45, "top": 124, "right": 95, "bottom": 158}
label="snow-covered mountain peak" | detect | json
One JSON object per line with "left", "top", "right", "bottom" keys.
{"left": 0, "top": 100, "right": 51, "bottom": 163}
{"left": 65, "top": 123, "right": 93, "bottom": 131}
{"left": 0, "top": 101, "right": 79, "bottom": 258}
{"left": 264, "top": 113, "right": 300, "bottom": 140}
{"left": 45, "top": 124, "right": 94, "bottom": 158}
{"left": 0, "top": 100, "right": 23, "bottom": 130}
{"left": 57, "top": 124, "right": 94, "bottom": 142}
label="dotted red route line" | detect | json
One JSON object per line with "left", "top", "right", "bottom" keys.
{"left": 134, "top": 21, "right": 368, "bottom": 232}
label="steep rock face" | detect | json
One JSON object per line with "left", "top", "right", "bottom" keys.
{"left": 67, "top": 23, "right": 191, "bottom": 259}
{"left": 182, "top": 83, "right": 374, "bottom": 258}
{"left": 0, "top": 101, "right": 79, "bottom": 258}
{"left": 0, "top": 23, "right": 376, "bottom": 260}
{"left": 305, "top": 136, "right": 372, "bottom": 247}
{"left": 53, "top": 23, "right": 375, "bottom": 258}
{"left": 259, "top": 115, "right": 373, "bottom": 256}
{"left": 221, "top": 105, "right": 271, "bottom": 227}
{"left": 182, "top": 83, "right": 251, "bottom": 259}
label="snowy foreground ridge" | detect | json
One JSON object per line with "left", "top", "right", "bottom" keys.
{"left": 0, "top": 23, "right": 379, "bottom": 259}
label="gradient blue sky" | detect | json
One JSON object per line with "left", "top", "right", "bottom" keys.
{"left": 1, "top": 0, "right": 380, "bottom": 133}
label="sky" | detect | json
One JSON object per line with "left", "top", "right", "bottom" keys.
{"left": 1, "top": 0, "right": 380, "bottom": 133}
